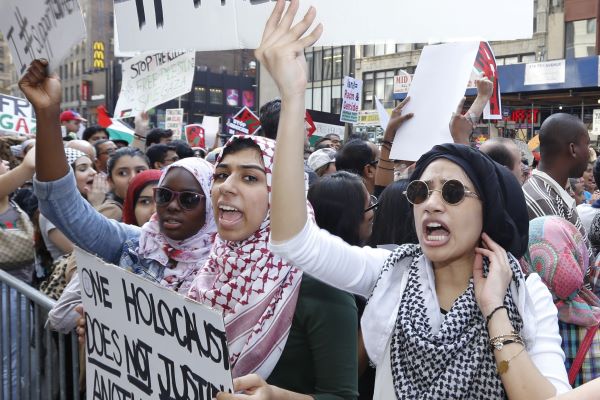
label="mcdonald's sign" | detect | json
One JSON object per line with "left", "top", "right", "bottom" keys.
{"left": 92, "top": 41, "right": 105, "bottom": 69}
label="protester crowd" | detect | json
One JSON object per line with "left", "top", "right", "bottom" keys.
{"left": 2, "top": 1, "right": 600, "bottom": 399}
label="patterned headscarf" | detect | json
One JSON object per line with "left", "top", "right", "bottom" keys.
{"left": 524, "top": 216, "right": 600, "bottom": 327}
{"left": 188, "top": 135, "right": 308, "bottom": 379}
{"left": 64, "top": 147, "right": 87, "bottom": 166}
{"left": 137, "top": 157, "right": 217, "bottom": 293}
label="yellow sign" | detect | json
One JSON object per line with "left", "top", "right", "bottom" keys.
{"left": 93, "top": 41, "right": 105, "bottom": 69}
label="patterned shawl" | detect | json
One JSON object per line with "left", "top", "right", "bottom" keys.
{"left": 188, "top": 135, "right": 307, "bottom": 379}
{"left": 524, "top": 216, "right": 600, "bottom": 327}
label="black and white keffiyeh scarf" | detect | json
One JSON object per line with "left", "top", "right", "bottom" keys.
{"left": 381, "top": 244, "right": 525, "bottom": 399}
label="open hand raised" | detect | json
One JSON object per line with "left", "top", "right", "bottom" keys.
{"left": 255, "top": 0, "right": 323, "bottom": 98}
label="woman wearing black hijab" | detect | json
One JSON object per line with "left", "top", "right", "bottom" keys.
{"left": 219, "top": 1, "right": 572, "bottom": 399}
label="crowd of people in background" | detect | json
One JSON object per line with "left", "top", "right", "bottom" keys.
{"left": 3, "top": 1, "right": 600, "bottom": 399}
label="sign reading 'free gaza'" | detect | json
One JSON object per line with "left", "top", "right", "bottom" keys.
{"left": 114, "top": 51, "right": 196, "bottom": 119}
{"left": 75, "top": 249, "right": 233, "bottom": 400}
{"left": 0, "top": 94, "right": 36, "bottom": 135}
{"left": 0, "top": 0, "right": 86, "bottom": 75}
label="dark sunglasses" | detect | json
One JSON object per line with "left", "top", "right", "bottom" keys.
{"left": 404, "top": 179, "right": 479, "bottom": 205}
{"left": 364, "top": 195, "right": 378, "bottom": 213}
{"left": 153, "top": 187, "right": 204, "bottom": 210}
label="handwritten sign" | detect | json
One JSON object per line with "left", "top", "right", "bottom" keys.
{"left": 75, "top": 248, "right": 233, "bottom": 400}
{"left": 0, "top": 0, "right": 86, "bottom": 75}
{"left": 114, "top": 0, "right": 533, "bottom": 52}
{"left": 340, "top": 76, "right": 362, "bottom": 124}
{"left": 114, "top": 51, "right": 195, "bottom": 119}
{"left": 165, "top": 108, "right": 184, "bottom": 137}
{"left": 0, "top": 94, "right": 36, "bottom": 135}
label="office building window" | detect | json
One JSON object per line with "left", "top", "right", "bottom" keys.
{"left": 362, "top": 43, "right": 396, "bottom": 57}
{"left": 313, "top": 50, "right": 323, "bottom": 81}
{"left": 566, "top": 19, "right": 596, "bottom": 58}
{"left": 323, "top": 48, "right": 333, "bottom": 81}
{"left": 332, "top": 85, "right": 342, "bottom": 114}
{"left": 333, "top": 47, "right": 343, "bottom": 79}
{"left": 363, "top": 70, "right": 395, "bottom": 110}
{"left": 209, "top": 88, "right": 223, "bottom": 105}
{"left": 306, "top": 52, "right": 314, "bottom": 81}
{"left": 194, "top": 87, "right": 206, "bottom": 103}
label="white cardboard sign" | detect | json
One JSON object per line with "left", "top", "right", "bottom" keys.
{"left": 114, "top": 51, "right": 195, "bottom": 119}
{"left": 114, "top": 0, "right": 533, "bottom": 52}
{"left": 0, "top": 0, "right": 86, "bottom": 75}
{"left": 202, "top": 116, "right": 221, "bottom": 149}
{"left": 75, "top": 248, "right": 233, "bottom": 400}
{"left": 390, "top": 42, "right": 480, "bottom": 161}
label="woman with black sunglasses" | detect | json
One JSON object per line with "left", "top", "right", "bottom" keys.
{"left": 19, "top": 60, "right": 217, "bottom": 303}
{"left": 218, "top": 1, "right": 571, "bottom": 399}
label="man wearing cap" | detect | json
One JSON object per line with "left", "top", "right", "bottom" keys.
{"left": 60, "top": 110, "right": 86, "bottom": 141}
{"left": 307, "top": 148, "right": 336, "bottom": 178}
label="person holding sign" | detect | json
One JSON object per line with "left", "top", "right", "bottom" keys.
{"left": 233, "top": 0, "right": 571, "bottom": 399}
{"left": 189, "top": 134, "right": 358, "bottom": 399}
{"left": 17, "top": 59, "right": 218, "bottom": 324}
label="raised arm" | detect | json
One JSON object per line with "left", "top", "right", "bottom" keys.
{"left": 0, "top": 148, "right": 35, "bottom": 197}
{"left": 18, "top": 59, "right": 69, "bottom": 182}
{"left": 450, "top": 77, "right": 493, "bottom": 145}
{"left": 374, "top": 98, "right": 413, "bottom": 189}
{"left": 256, "top": 0, "right": 322, "bottom": 242}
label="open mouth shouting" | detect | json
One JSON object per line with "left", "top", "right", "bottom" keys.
{"left": 218, "top": 204, "right": 243, "bottom": 229}
{"left": 422, "top": 219, "right": 451, "bottom": 247}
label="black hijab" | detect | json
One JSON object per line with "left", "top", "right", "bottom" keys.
{"left": 410, "top": 143, "right": 528, "bottom": 258}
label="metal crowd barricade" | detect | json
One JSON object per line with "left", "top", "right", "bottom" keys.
{"left": 1, "top": 269, "right": 80, "bottom": 400}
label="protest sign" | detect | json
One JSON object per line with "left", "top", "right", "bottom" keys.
{"left": 202, "top": 116, "right": 221, "bottom": 149}
{"left": 340, "top": 77, "right": 362, "bottom": 124}
{"left": 185, "top": 124, "right": 206, "bottom": 148}
{"left": 114, "top": 51, "right": 195, "bottom": 119}
{"left": 593, "top": 109, "right": 600, "bottom": 135}
{"left": 473, "top": 42, "right": 501, "bottom": 120}
{"left": 75, "top": 248, "right": 233, "bottom": 400}
{"left": 226, "top": 118, "right": 250, "bottom": 136}
{"left": 165, "top": 108, "right": 184, "bottom": 137}
{"left": 114, "top": 0, "right": 533, "bottom": 52}
{"left": 232, "top": 107, "right": 261, "bottom": 135}
{"left": 375, "top": 97, "right": 390, "bottom": 131}
{"left": 0, "top": 94, "right": 36, "bottom": 135}
{"left": 305, "top": 111, "right": 316, "bottom": 137}
{"left": 0, "top": 0, "right": 86, "bottom": 75}
{"left": 390, "top": 42, "right": 480, "bottom": 161}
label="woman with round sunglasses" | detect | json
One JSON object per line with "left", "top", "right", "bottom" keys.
{"left": 226, "top": 1, "right": 570, "bottom": 399}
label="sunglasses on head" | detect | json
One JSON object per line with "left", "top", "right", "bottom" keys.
{"left": 153, "top": 187, "right": 204, "bottom": 210}
{"left": 404, "top": 179, "right": 479, "bottom": 205}
{"left": 364, "top": 195, "right": 378, "bottom": 213}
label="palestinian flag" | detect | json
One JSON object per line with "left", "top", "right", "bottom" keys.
{"left": 97, "top": 105, "right": 135, "bottom": 144}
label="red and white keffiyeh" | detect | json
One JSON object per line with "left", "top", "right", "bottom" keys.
{"left": 138, "top": 157, "right": 217, "bottom": 294}
{"left": 188, "top": 135, "right": 309, "bottom": 379}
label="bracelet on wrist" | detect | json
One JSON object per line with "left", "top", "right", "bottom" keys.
{"left": 382, "top": 140, "right": 393, "bottom": 147}
{"left": 485, "top": 305, "right": 507, "bottom": 327}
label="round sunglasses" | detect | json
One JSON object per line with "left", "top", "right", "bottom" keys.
{"left": 404, "top": 179, "right": 479, "bottom": 205}
{"left": 153, "top": 187, "right": 204, "bottom": 210}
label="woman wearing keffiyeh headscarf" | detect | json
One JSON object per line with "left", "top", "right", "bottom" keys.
{"left": 523, "top": 216, "right": 600, "bottom": 387}
{"left": 188, "top": 135, "right": 358, "bottom": 398}
{"left": 218, "top": 1, "right": 572, "bottom": 399}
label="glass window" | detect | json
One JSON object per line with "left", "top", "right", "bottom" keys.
{"left": 332, "top": 47, "right": 343, "bottom": 79}
{"left": 343, "top": 46, "right": 352, "bottom": 77}
{"left": 521, "top": 53, "right": 536, "bottom": 63}
{"left": 313, "top": 87, "right": 322, "bottom": 111}
{"left": 323, "top": 48, "right": 332, "bottom": 81}
{"left": 209, "top": 88, "right": 223, "bottom": 105}
{"left": 332, "top": 85, "right": 342, "bottom": 114}
{"left": 375, "top": 71, "right": 386, "bottom": 102}
{"left": 363, "top": 72, "right": 374, "bottom": 110}
{"left": 322, "top": 85, "right": 331, "bottom": 113}
{"left": 363, "top": 45, "right": 374, "bottom": 58}
{"left": 82, "top": 59, "right": 85, "bottom": 74}
{"left": 70, "top": 87, "right": 74, "bottom": 101}
{"left": 313, "top": 50, "right": 323, "bottom": 81}
{"left": 76, "top": 84, "right": 80, "bottom": 100}
{"left": 64, "top": 88, "right": 69, "bottom": 102}
{"left": 194, "top": 87, "right": 206, "bottom": 103}
{"left": 305, "top": 51, "right": 314, "bottom": 82}
{"left": 396, "top": 44, "right": 411, "bottom": 53}
{"left": 305, "top": 88, "right": 313, "bottom": 110}
{"left": 566, "top": 19, "right": 596, "bottom": 59}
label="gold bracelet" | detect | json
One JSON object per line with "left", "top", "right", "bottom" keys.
{"left": 489, "top": 331, "right": 524, "bottom": 351}
{"left": 497, "top": 346, "right": 526, "bottom": 375}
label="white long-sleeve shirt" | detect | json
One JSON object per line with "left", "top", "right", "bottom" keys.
{"left": 270, "top": 220, "right": 571, "bottom": 397}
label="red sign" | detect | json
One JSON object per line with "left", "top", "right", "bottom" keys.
{"left": 473, "top": 42, "right": 501, "bottom": 119}
{"left": 185, "top": 124, "right": 206, "bottom": 148}
{"left": 507, "top": 109, "right": 540, "bottom": 124}
{"left": 233, "top": 106, "right": 261, "bottom": 135}
{"left": 81, "top": 80, "right": 92, "bottom": 101}
{"left": 305, "top": 111, "right": 316, "bottom": 137}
